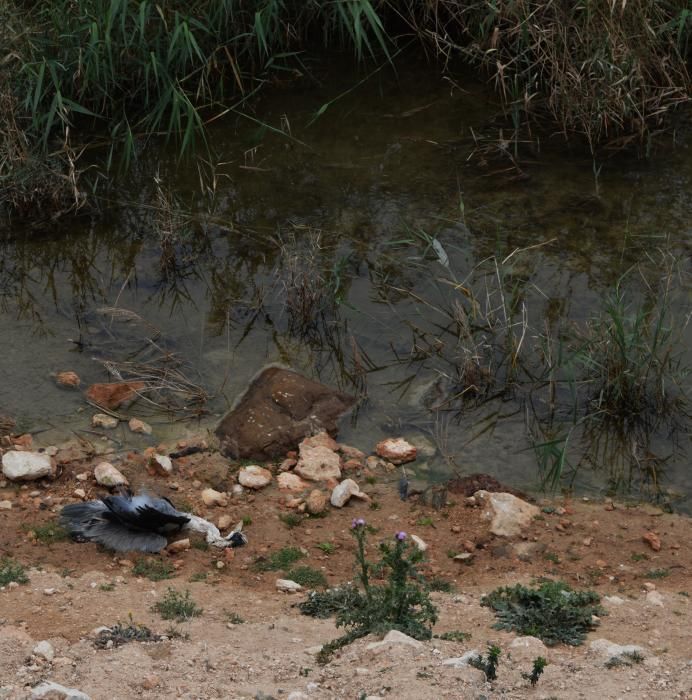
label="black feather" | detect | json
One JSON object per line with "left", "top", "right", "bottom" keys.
{"left": 60, "top": 492, "right": 190, "bottom": 553}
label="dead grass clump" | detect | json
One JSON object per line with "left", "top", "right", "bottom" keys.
{"left": 396, "top": 0, "right": 692, "bottom": 149}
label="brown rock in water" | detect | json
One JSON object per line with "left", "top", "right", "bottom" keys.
{"left": 86, "top": 381, "right": 146, "bottom": 410}
{"left": 375, "top": 437, "right": 417, "bottom": 465}
{"left": 55, "top": 371, "right": 81, "bottom": 388}
{"left": 215, "top": 367, "right": 354, "bottom": 460}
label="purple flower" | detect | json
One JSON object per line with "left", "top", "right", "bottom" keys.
{"left": 352, "top": 518, "right": 366, "bottom": 529}
{"left": 395, "top": 531, "right": 407, "bottom": 541}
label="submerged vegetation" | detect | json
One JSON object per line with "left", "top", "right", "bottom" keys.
{"left": 1, "top": 0, "right": 690, "bottom": 215}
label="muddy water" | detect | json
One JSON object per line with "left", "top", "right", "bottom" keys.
{"left": 1, "top": 61, "right": 691, "bottom": 509}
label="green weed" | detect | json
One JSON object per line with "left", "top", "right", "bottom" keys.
{"left": 434, "top": 630, "right": 471, "bottom": 642}
{"left": 28, "top": 522, "right": 68, "bottom": 544}
{"left": 254, "top": 547, "right": 304, "bottom": 572}
{"left": 0, "top": 558, "right": 29, "bottom": 586}
{"left": 643, "top": 568, "right": 670, "bottom": 579}
{"left": 481, "top": 580, "right": 604, "bottom": 646}
{"left": 470, "top": 644, "right": 501, "bottom": 681}
{"left": 285, "top": 566, "right": 328, "bottom": 589}
{"left": 132, "top": 558, "right": 175, "bottom": 582}
{"left": 152, "top": 588, "right": 202, "bottom": 622}
{"left": 522, "top": 656, "right": 548, "bottom": 686}
{"left": 316, "top": 542, "right": 336, "bottom": 555}
{"left": 279, "top": 512, "right": 303, "bottom": 529}
{"left": 304, "top": 521, "right": 437, "bottom": 664}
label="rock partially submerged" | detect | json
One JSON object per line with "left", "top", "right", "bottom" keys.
{"left": 86, "top": 381, "right": 145, "bottom": 410}
{"left": 375, "top": 437, "right": 417, "bottom": 465}
{"left": 2, "top": 451, "right": 54, "bottom": 481}
{"left": 215, "top": 367, "right": 354, "bottom": 460}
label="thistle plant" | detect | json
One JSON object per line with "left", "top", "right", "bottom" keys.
{"left": 304, "top": 519, "right": 438, "bottom": 663}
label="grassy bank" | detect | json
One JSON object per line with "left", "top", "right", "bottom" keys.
{"left": 1, "top": 0, "right": 691, "bottom": 217}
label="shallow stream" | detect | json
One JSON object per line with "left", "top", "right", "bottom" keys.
{"left": 1, "top": 60, "right": 691, "bottom": 509}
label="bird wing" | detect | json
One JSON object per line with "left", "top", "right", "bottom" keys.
{"left": 61, "top": 501, "right": 167, "bottom": 552}
{"left": 102, "top": 493, "right": 189, "bottom": 532}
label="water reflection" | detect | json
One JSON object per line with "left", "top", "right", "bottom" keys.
{"left": 0, "top": 60, "right": 690, "bottom": 509}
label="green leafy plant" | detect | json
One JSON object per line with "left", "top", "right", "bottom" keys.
{"left": 427, "top": 576, "right": 454, "bottom": 593}
{"left": 434, "top": 630, "right": 471, "bottom": 642}
{"left": 99, "top": 582, "right": 116, "bottom": 592}
{"left": 0, "top": 558, "right": 29, "bottom": 586}
{"left": 605, "top": 650, "right": 644, "bottom": 669}
{"left": 133, "top": 558, "right": 175, "bottom": 581}
{"left": 470, "top": 644, "right": 501, "bottom": 681}
{"left": 152, "top": 588, "right": 202, "bottom": 621}
{"left": 188, "top": 572, "right": 208, "bottom": 583}
{"left": 298, "top": 585, "right": 363, "bottom": 619}
{"left": 285, "top": 566, "right": 327, "bottom": 588}
{"left": 279, "top": 512, "right": 303, "bottom": 529}
{"left": 522, "top": 656, "right": 548, "bottom": 686}
{"left": 242, "top": 515, "right": 253, "bottom": 527}
{"left": 254, "top": 547, "right": 304, "bottom": 572}
{"left": 316, "top": 542, "right": 336, "bottom": 555}
{"left": 481, "top": 580, "right": 604, "bottom": 646}
{"left": 224, "top": 610, "right": 244, "bottom": 624}
{"left": 28, "top": 522, "right": 68, "bottom": 544}
{"left": 307, "top": 519, "right": 438, "bottom": 663}
{"left": 643, "top": 568, "right": 669, "bottom": 579}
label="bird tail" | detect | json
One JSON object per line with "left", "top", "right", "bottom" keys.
{"left": 60, "top": 501, "right": 167, "bottom": 553}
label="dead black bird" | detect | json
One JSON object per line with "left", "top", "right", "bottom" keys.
{"left": 61, "top": 489, "right": 247, "bottom": 553}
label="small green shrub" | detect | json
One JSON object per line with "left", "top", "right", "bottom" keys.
{"left": 224, "top": 610, "right": 244, "bottom": 624}
{"left": 286, "top": 566, "right": 328, "bottom": 588}
{"left": 188, "top": 572, "right": 208, "bottom": 583}
{"left": 0, "top": 558, "right": 29, "bottom": 586}
{"left": 316, "top": 542, "right": 336, "bottom": 555}
{"left": 481, "top": 580, "right": 604, "bottom": 646}
{"left": 604, "top": 650, "right": 644, "bottom": 669}
{"left": 152, "top": 588, "right": 202, "bottom": 621}
{"left": 427, "top": 576, "right": 454, "bottom": 593}
{"left": 298, "top": 585, "right": 364, "bottom": 619}
{"left": 242, "top": 516, "right": 253, "bottom": 527}
{"left": 279, "top": 513, "right": 303, "bottom": 529}
{"left": 308, "top": 520, "right": 438, "bottom": 663}
{"left": 133, "top": 558, "right": 175, "bottom": 581}
{"left": 434, "top": 630, "right": 471, "bottom": 642}
{"left": 470, "top": 644, "right": 501, "bottom": 681}
{"left": 99, "top": 582, "right": 116, "bottom": 592}
{"left": 643, "top": 568, "right": 669, "bottom": 579}
{"left": 254, "top": 547, "right": 305, "bottom": 572}
{"left": 522, "top": 656, "right": 548, "bottom": 686}
{"left": 29, "top": 522, "right": 69, "bottom": 544}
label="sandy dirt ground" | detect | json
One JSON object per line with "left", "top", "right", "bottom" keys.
{"left": 1, "top": 435, "right": 691, "bottom": 700}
